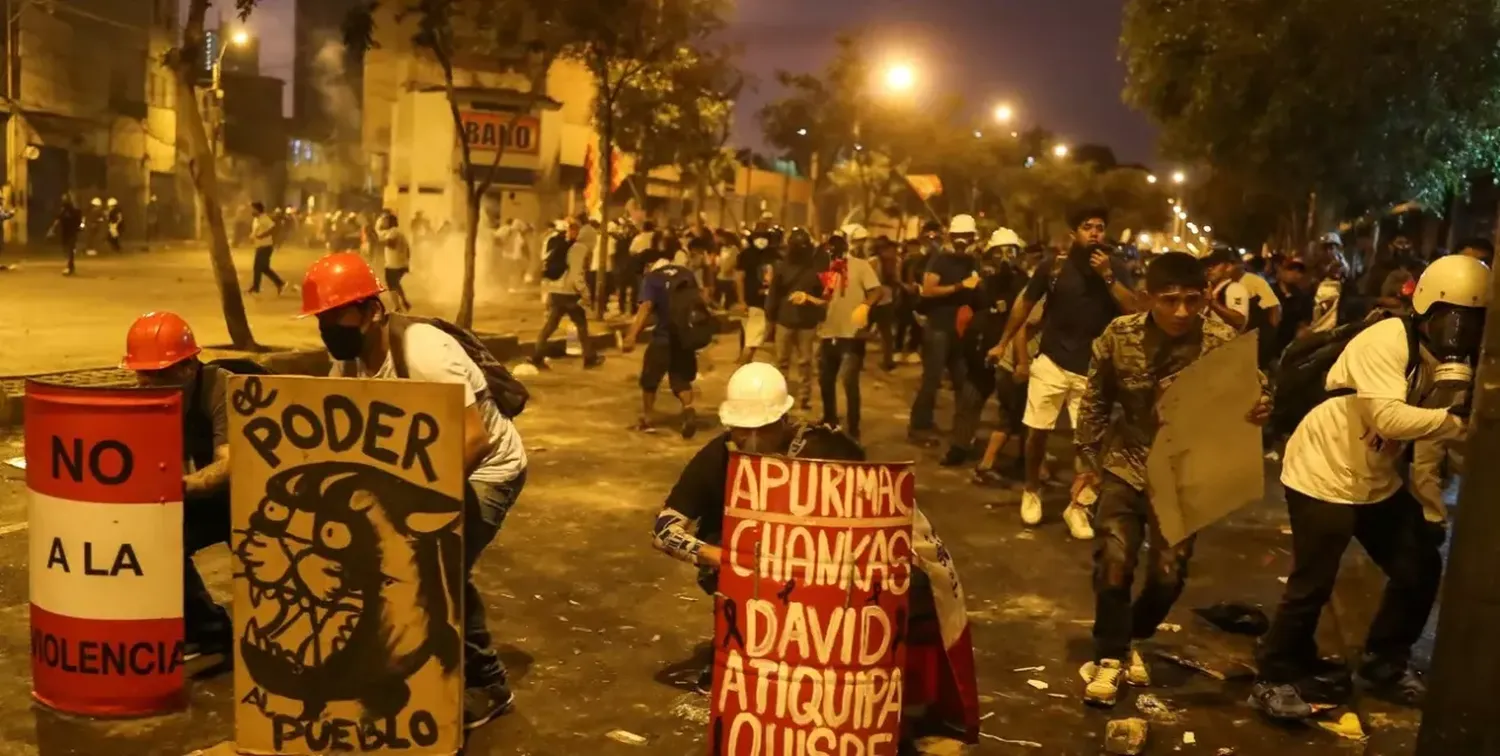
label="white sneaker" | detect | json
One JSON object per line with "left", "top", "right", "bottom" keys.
{"left": 1127, "top": 647, "right": 1152, "bottom": 687}
{"left": 1020, "top": 490, "right": 1043, "bottom": 526}
{"left": 1085, "top": 659, "right": 1123, "bottom": 706}
{"left": 1063, "top": 505, "right": 1096, "bottom": 540}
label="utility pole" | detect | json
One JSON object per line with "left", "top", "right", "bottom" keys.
{"left": 1416, "top": 260, "right": 1500, "bottom": 754}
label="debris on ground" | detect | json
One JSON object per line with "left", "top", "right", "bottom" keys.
{"left": 978, "top": 733, "right": 1043, "bottom": 749}
{"left": 1026, "top": 679, "right": 1049, "bottom": 690}
{"left": 1315, "top": 712, "right": 1367, "bottom": 741}
{"left": 605, "top": 730, "right": 648, "bottom": 746}
{"left": 1216, "top": 748, "right": 1237, "bottom": 756}
{"left": 1157, "top": 622, "right": 1183, "bottom": 633}
{"left": 1104, "top": 718, "right": 1149, "bottom": 755}
{"left": 1048, "top": 693, "right": 1068, "bottom": 699}
{"left": 1154, "top": 648, "right": 1256, "bottom": 681}
{"left": 512, "top": 362, "right": 541, "bottom": 377}
{"left": 668, "top": 694, "right": 710, "bottom": 726}
{"left": 1194, "top": 602, "right": 1271, "bottom": 636}
{"left": 980, "top": 712, "right": 995, "bottom": 721}
{"left": 1184, "top": 731, "right": 1197, "bottom": 745}
{"left": 1013, "top": 665, "right": 1046, "bottom": 673}
{"left": 2, "top": 456, "right": 24, "bottom": 470}
{"left": 1134, "top": 693, "right": 1181, "bottom": 725}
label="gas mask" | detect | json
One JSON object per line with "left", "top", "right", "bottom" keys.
{"left": 1419, "top": 304, "right": 1486, "bottom": 415}
{"left": 753, "top": 236, "right": 770, "bottom": 250}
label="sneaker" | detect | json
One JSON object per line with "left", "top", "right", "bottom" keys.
{"left": 463, "top": 680, "right": 515, "bottom": 730}
{"left": 1126, "top": 647, "right": 1152, "bottom": 687}
{"left": 1355, "top": 659, "right": 1426, "bottom": 706}
{"left": 583, "top": 355, "right": 606, "bottom": 369}
{"left": 680, "top": 408, "right": 698, "bottom": 440}
{"left": 1063, "top": 505, "right": 1096, "bottom": 540}
{"left": 1085, "top": 659, "right": 1124, "bottom": 706}
{"left": 1249, "top": 681, "right": 1314, "bottom": 720}
{"left": 1020, "top": 490, "right": 1044, "bottom": 526}
{"left": 939, "top": 447, "right": 968, "bottom": 468}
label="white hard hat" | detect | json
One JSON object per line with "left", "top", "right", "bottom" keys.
{"left": 1320, "top": 231, "right": 1343, "bottom": 246}
{"left": 843, "top": 224, "right": 870, "bottom": 242}
{"left": 106, "top": 198, "right": 118, "bottom": 207}
{"left": 988, "top": 228, "right": 1023, "bottom": 249}
{"left": 719, "top": 363, "right": 795, "bottom": 429}
{"left": 949, "top": 214, "right": 978, "bottom": 235}
{"left": 91, "top": 197, "right": 102, "bottom": 206}
{"left": 1413, "top": 255, "right": 1492, "bottom": 315}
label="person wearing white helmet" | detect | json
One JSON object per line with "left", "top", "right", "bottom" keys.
{"left": 842, "top": 223, "right": 871, "bottom": 259}
{"left": 816, "top": 230, "right": 883, "bottom": 438}
{"left": 942, "top": 228, "right": 1028, "bottom": 469}
{"left": 1253, "top": 254, "right": 1491, "bottom": 720}
{"left": 993, "top": 207, "right": 1138, "bottom": 537}
{"left": 650, "top": 363, "right": 981, "bottom": 741}
{"left": 104, "top": 197, "right": 123, "bottom": 252}
{"left": 734, "top": 222, "right": 778, "bottom": 363}
{"left": 908, "top": 215, "right": 982, "bottom": 445}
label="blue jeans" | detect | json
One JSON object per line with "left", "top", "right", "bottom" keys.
{"left": 909, "top": 328, "right": 967, "bottom": 432}
{"left": 463, "top": 468, "right": 526, "bottom": 686}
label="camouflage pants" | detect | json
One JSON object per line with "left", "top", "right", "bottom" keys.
{"left": 1092, "top": 473, "right": 1196, "bottom": 662}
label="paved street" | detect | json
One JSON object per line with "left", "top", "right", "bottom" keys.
{"left": 0, "top": 243, "right": 562, "bottom": 377}
{"left": 0, "top": 338, "right": 1428, "bottom": 755}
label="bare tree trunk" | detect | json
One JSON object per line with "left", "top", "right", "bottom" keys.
{"left": 595, "top": 103, "right": 615, "bottom": 319}
{"left": 178, "top": 0, "right": 254, "bottom": 349}
{"left": 457, "top": 192, "right": 479, "bottom": 328}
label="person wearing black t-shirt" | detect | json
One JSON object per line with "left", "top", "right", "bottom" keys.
{"left": 995, "top": 209, "right": 1138, "bottom": 539}
{"left": 734, "top": 228, "right": 778, "bottom": 363}
{"left": 767, "top": 229, "right": 829, "bottom": 409}
{"left": 908, "top": 215, "right": 980, "bottom": 445}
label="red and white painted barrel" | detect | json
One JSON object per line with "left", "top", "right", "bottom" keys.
{"left": 24, "top": 381, "right": 186, "bottom": 717}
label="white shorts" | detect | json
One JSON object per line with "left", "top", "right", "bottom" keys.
{"left": 742, "top": 307, "right": 768, "bottom": 349}
{"left": 1023, "top": 353, "right": 1088, "bottom": 431}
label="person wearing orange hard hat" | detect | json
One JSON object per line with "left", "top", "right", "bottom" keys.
{"left": 122, "top": 311, "right": 253, "bottom": 664}
{"left": 301, "top": 251, "right": 530, "bottom": 728}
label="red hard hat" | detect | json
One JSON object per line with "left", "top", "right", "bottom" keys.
{"left": 122, "top": 312, "right": 201, "bottom": 370}
{"left": 300, "top": 252, "right": 385, "bottom": 317}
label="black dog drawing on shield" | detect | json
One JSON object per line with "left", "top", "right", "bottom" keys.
{"left": 233, "top": 461, "right": 463, "bottom": 721}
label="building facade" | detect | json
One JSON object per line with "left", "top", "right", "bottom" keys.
{"left": 288, "top": 0, "right": 366, "bottom": 210}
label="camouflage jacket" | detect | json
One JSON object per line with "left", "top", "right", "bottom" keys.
{"left": 1076, "top": 313, "right": 1268, "bottom": 492}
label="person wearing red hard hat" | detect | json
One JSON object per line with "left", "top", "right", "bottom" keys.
{"left": 122, "top": 311, "right": 251, "bottom": 664}
{"left": 301, "top": 251, "right": 529, "bottom": 729}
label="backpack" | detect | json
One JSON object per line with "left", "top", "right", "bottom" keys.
{"left": 207, "top": 358, "right": 274, "bottom": 376}
{"left": 1269, "top": 314, "right": 1419, "bottom": 437}
{"left": 665, "top": 271, "right": 717, "bottom": 351}
{"left": 542, "top": 233, "right": 571, "bottom": 281}
{"left": 386, "top": 315, "right": 531, "bottom": 418}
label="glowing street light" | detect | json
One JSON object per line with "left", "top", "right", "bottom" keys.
{"left": 973, "top": 130, "right": 983, "bottom": 139}
{"left": 796, "top": 128, "right": 808, "bottom": 136}
{"left": 1203, "top": 225, "right": 1213, "bottom": 233}
{"left": 1052, "top": 143, "right": 1070, "bottom": 158}
{"left": 883, "top": 63, "right": 917, "bottom": 93}
{"left": 993, "top": 103, "right": 1014, "bottom": 124}
{"left": 1138, "top": 233, "right": 1152, "bottom": 246}
{"left": 1171, "top": 171, "right": 1187, "bottom": 185}
{"left": 1147, "top": 174, "right": 1159, "bottom": 184}
{"left": 231, "top": 29, "right": 251, "bottom": 46}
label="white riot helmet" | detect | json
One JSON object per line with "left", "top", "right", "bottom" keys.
{"left": 1319, "top": 231, "right": 1343, "bottom": 247}
{"left": 719, "top": 363, "right": 795, "bottom": 429}
{"left": 1413, "top": 254, "right": 1491, "bottom": 316}
{"left": 988, "top": 228, "right": 1023, "bottom": 250}
{"left": 949, "top": 214, "right": 978, "bottom": 236}
{"left": 106, "top": 198, "right": 118, "bottom": 207}
{"left": 843, "top": 224, "right": 870, "bottom": 242}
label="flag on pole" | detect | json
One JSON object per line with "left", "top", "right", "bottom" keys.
{"left": 906, "top": 174, "right": 944, "bottom": 200}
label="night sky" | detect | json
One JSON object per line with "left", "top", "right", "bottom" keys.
{"left": 727, "top": 0, "right": 1159, "bottom": 164}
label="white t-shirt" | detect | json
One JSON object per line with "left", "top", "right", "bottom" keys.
{"left": 1311, "top": 279, "right": 1341, "bottom": 333}
{"left": 1281, "top": 318, "right": 1450, "bottom": 504}
{"left": 330, "top": 324, "right": 527, "bottom": 485}
{"left": 1240, "top": 273, "right": 1281, "bottom": 309}
{"left": 1212, "top": 280, "right": 1250, "bottom": 329}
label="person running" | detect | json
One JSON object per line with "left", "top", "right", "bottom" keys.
{"left": 376, "top": 209, "right": 413, "bottom": 312}
{"left": 996, "top": 208, "right": 1138, "bottom": 537}
{"left": 623, "top": 258, "right": 707, "bottom": 437}
{"left": 733, "top": 221, "right": 777, "bottom": 363}
{"left": 48, "top": 194, "right": 83, "bottom": 276}
{"left": 300, "top": 252, "right": 529, "bottom": 729}
{"left": 1077, "top": 252, "right": 1272, "bottom": 706}
{"left": 246, "top": 202, "right": 285, "bottom": 295}
{"left": 1252, "top": 255, "right": 1489, "bottom": 720}
{"left": 815, "top": 233, "right": 882, "bottom": 439}
{"left": 944, "top": 228, "right": 1027, "bottom": 468}
{"left": 532, "top": 217, "right": 604, "bottom": 370}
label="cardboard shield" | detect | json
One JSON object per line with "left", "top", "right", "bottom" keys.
{"left": 227, "top": 375, "right": 466, "bottom": 754}
{"left": 708, "top": 452, "right": 915, "bottom": 755}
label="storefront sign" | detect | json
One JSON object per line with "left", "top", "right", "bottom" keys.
{"left": 458, "top": 112, "right": 540, "bottom": 157}
{"left": 709, "top": 453, "right": 916, "bottom": 755}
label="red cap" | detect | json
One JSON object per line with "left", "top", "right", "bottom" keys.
{"left": 122, "top": 312, "right": 201, "bottom": 370}
{"left": 300, "top": 252, "right": 385, "bottom": 317}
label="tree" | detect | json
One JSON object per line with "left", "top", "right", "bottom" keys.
{"left": 347, "top": 0, "right": 554, "bottom": 328}
{"left": 167, "top": 0, "right": 259, "bottom": 349}
{"left": 1122, "top": 0, "right": 1500, "bottom": 244}
{"left": 553, "top": 0, "right": 729, "bottom": 315}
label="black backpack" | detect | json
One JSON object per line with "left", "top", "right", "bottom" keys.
{"left": 207, "top": 358, "right": 274, "bottom": 376}
{"left": 542, "top": 233, "right": 571, "bottom": 281}
{"left": 1270, "top": 315, "right": 1419, "bottom": 437}
{"left": 386, "top": 315, "right": 531, "bottom": 418}
{"left": 665, "top": 270, "right": 716, "bottom": 351}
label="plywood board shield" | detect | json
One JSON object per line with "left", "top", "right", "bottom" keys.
{"left": 227, "top": 375, "right": 466, "bottom": 754}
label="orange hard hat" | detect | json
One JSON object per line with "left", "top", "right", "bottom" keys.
{"left": 300, "top": 252, "right": 384, "bottom": 317}
{"left": 122, "top": 311, "right": 201, "bottom": 370}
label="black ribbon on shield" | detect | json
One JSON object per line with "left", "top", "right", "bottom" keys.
{"left": 721, "top": 598, "right": 746, "bottom": 650}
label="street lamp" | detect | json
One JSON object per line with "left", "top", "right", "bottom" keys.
{"left": 1147, "top": 174, "right": 1159, "bottom": 184}
{"left": 973, "top": 130, "right": 983, "bottom": 139}
{"left": 1171, "top": 170, "right": 1187, "bottom": 185}
{"left": 882, "top": 63, "right": 917, "bottom": 93}
{"left": 796, "top": 127, "right": 808, "bottom": 137}
{"left": 210, "top": 30, "right": 252, "bottom": 159}
{"left": 1203, "top": 225, "right": 1213, "bottom": 234}
{"left": 993, "top": 103, "right": 1014, "bottom": 124}
{"left": 1053, "top": 143, "right": 1070, "bottom": 158}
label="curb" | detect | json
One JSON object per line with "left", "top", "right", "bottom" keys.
{"left": 0, "top": 315, "right": 741, "bottom": 431}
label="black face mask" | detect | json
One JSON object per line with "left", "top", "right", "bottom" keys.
{"left": 1422, "top": 304, "right": 1486, "bottom": 365}
{"left": 321, "top": 323, "right": 366, "bottom": 361}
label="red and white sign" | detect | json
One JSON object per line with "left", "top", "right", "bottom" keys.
{"left": 24, "top": 382, "right": 186, "bottom": 717}
{"left": 710, "top": 453, "right": 915, "bottom": 756}
{"left": 457, "top": 112, "right": 541, "bottom": 157}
